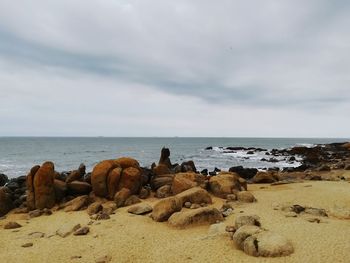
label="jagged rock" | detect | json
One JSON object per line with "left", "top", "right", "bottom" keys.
{"left": 127, "top": 203, "right": 153, "bottom": 215}
{"left": 235, "top": 215, "right": 261, "bottom": 229}
{"left": 4, "top": 221, "right": 22, "bottom": 229}
{"left": 0, "top": 174, "right": 9, "bottom": 186}
{"left": 180, "top": 161, "right": 197, "bottom": 173}
{"left": 66, "top": 163, "right": 86, "bottom": 183}
{"left": 28, "top": 209, "right": 43, "bottom": 218}
{"left": 171, "top": 172, "right": 207, "bottom": 195}
{"left": 0, "top": 187, "right": 14, "bottom": 217}
{"left": 176, "top": 187, "right": 212, "bottom": 205}
{"left": 63, "top": 195, "right": 89, "bottom": 212}
{"left": 151, "top": 196, "right": 182, "bottom": 222}
{"left": 155, "top": 185, "right": 172, "bottom": 198}
{"left": 209, "top": 172, "right": 247, "bottom": 198}
{"left": 101, "top": 201, "right": 117, "bottom": 215}
{"left": 237, "top": 191, "right": 256, "bottom": 203}
{"left": 229, "top": 166, "right": 258, "bottom": 180}
{"left": 168, "top": 207, "right": 223, "bottom": 228}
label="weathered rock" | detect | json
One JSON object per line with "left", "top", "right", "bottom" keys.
{"left": 168, "top": 207, "right": 224, "bottom": 228}
{"left": 207, "top": 222, "right": 228, "bottom": 237}
{"left": 115, "top": 157, "right": 140, "bottom": 169}
{"left": 232, "top": 225, "right": 263, "bottom": 250}
{"left": 56, "top": 223, "right": 81, "bottom": 237}
{"left": 127, "top": 203, "right": 153, "bottom": 215}
{"left": 152, "top": 164, "right": 172, "bottom": 177}
{"left": 87, "top": 202, "right": 103, "bottom": 216}
{"left": 74, "top": 226, "right": 90, "bottom": 236}
{"left": 117, "top": 167, "right": 142, "bottom": 194}
{"left": 66, "top": 163, "right": 86, "bottom": 183}
{"left": 106, "top": 167, "right": 122, "bottom": 200}
{"left": 176, "top": 187, "right": 212, "bottom": 205}
{"left": 208, "top": 172, "right": 247, "bottom": 198}
{"left": 243, "top": 231, "right": 294, "bottom": 257}
{"left": 0, "top": 187, "right": 14, "bottom": 217}
{"left": 114, "top": 188, "right": 131, "bottom": 208}
{"left": 30, "top": 162, "right": 56, "bottom": 210}
{"left": 101, "top": 201, "right": 117, "bottom": 215}
{"left": 180, "top": 161, "right": 197, "bottom": 173}
{"left": 0, "top": 174, "right": 9, "bottom": 186}
{"left": 63, "top": 195, "right": 89, "bottom": 212}
{"left": 53, "top": 179, "right": 67, "bottom": 202}
{"left": 229, "top": 166, "right": 258, "bottom": 180}
{"left": 150, "top": 174, "right": 174, "bottom": 190}
{"left": 184, "top": 202, "right": 192, "bottom": 208}
{"left": 237, "top": 191, "right": 256, "bottom": 203}
{"left": 171, "top": 172, "right": 207, "bottom": 195}
{"left": 151, "top": 196, "right": 182, "bottom": 222}
{"left": 124, "top": 195, "right": 141, "bottom": 207}
{"left": 4, "top": 221, "right": 22, "bottom": 229}
{"left": 138, "top": 187, "right": 151, "bottom": 199}
{"left": 91, "top": 160, "right": 120, "bottom": 197}
{"left": 67, "top": 181, "right": 92, "bottom": 195}
{"left": 252, "top": 172, "right": 280, "bottom": 184}
{"left": 155, "top": 185, "right": 172, "bottom": 198}
{"left": 304, "top": 207, "right": 328, "bottom": 217}
{"left": 235, "top": 215, "right": 261, "bottom": 229}
{"left": 21, "top": 242, "right": 33, "bottom": 248}
{"left": 29, "top": 209, "right": 43, "bottom": 218}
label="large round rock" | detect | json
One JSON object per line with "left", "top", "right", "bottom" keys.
{"left": 91, "top": 160, "right": 120, "bottom": 197}
{"left": 33, "top": 162, "right": 56, "bottom": 209}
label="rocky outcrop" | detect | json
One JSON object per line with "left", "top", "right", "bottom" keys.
{"left": 251, "top": 171, "right": 280, "bottom": 184}
{"left": 27, "top": 162, "right": 56, "bottom": 210}
{"left": 208, "top": 172, "right": 247, "bottom": 198}
{"left": 0, "top": 187, "right": 14, "bottom": 216}
{"left": 91, "top": 158, "right": 142, "bottom": 199}
{"left": 151, "top": 196, "right": 182, "bottom": 222}
{"left": 168, "top": 207, "right": 223, "bottom": 228}
{"left": 65, "top": 163, "right": 86, "bottom": 183}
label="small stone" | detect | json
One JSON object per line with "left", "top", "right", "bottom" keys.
{"left": 56, "top": 223, "right": 81, "bottom": 237}
{"left": 91, "top": 212, "right": 110, "bottom": 220}
{"left": 42, "top": 208, "right": 52, "bottom": 215}
{"left": 190, "top": 204, "right": 201, "bottom": 209}
{"left": 285, "top": 212, "right": 298, "bottom": 218}
{"left": 225, "top": 225, "right": 236, "bottom": 233}
{"left": 306, "top": 218, "right": 321, "bottom": 223}
{"left": 28, "top": 231, "right": 45, "bottom": 238}
{"left": 21, "top": 242, "right": 33, "bottom": 248}
{"left": 87, "top": 202, "right": 103, "bottom": 216}
{"left": 237, "top": 191, "right": 256, "bottom": 203}
{"left": 4, "top": 221, "right": 22, "bottom": 229}
{"left": 226, "top": 194, "right": 237, "bottom": 201}
{"left": 235, "top": 215, "right": 261, "bottom": 229}
{"left": 95, "top": 255, "right": 112, "bottom": 263}
{"left": 74, "top": 226, "right": 90, "bottom": 236}
{"left": 71, "top": 256, "right": 82, "bottom": 259}
{"left": 222, "top": 208, "right": 234, "bottom": 217}
{"left": 184, "top": 202, "right": 192, "bottom": 208}
{"left": 29, "top": 209, "right": 43, "bottom": 218}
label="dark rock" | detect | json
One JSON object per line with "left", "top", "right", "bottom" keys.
{"left": 67, "top": 181, "right": 92, "bottom": 195}
{"left": 205, "top": 146, "right": 213, "bottom": 150}
{"left": 124, "top": 195, "right": 141, "bottom": 207}
{"left": 155, "top": 185, "right": 172, "bottom": 198}
{"left": 200, "top": 169, "right": 208, "bottom": 176}
{"left": 229, "top": 166, "right": 258, "bottom": 180}
{"left": 74, "top": 226, "right": 90, "bottom": 235}
{"left": 0, "top": 187, "right": 14, "bottom": 217}
{"left": 291, "top": 205, "right": 305, "bottom": 214}
{"left": 180, "top": 161, "right": 197, "bottom": 173}
{"left": 21, "top": 242, "right": 33, "bottom": 248}
{"left": 4, "top": 221, "right": 22, "bottom": 229}
{"left": 138, "top": 186, "right": 151, "bottom": 199}
{"left": 0, "top": 174, "right": 9, "bottom": 186}
{"left": 114, "top": 188, "right": 131, "bottom": 207}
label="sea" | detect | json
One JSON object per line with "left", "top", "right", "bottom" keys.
{"left": 0, "top": 137, "right": 348, "bottom": 178}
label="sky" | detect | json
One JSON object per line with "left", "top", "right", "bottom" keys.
{"left": 0, "top": 0, "right": 349, "bottom": 137}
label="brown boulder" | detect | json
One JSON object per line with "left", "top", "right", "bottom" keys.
{"left": 53, "top": 179, "right": 67, "bottom": 202}
{"left": 209, "top": 172, "right": 247, "bottom": 198}
{"left": 65, "top": 163, "right": 86, "bottom": 183}
{"left": 151, "top": 196, "right": 182, "bottom": 222}
{"left": 117, "top": 167, "right": 141, "bottom": 194}
{"left": 87, "top": 202, "right": 103, "bottom": 215}
{"left": 115, "top": 157, "right": 140, "bottom": 169}
{"left": 63, "top": 195, "right": 89, "bottom": 212}
{"left": 150, "top": 174, "right": 174, "bottom": 190}
{"left": 155, "top": 185, "right": 172, "bottom": 198}
{"left": 171, "top": 172, "right": 207, "bottom": 195}
{"left": 91, "top": 160, "right": 120, "bottom": 197}
{"left": 176, "top": 187, "right": 212, "bottom": 205}
{"left": 0, "top": 187, "right": 14, "bottom": 217}
{"left": 168, "top": 207, "right": 223, "bottom": 228}
{"left": 252, "top": 172, "right": 280, "bottom": 184}
{"left": 33, "top": 162, "right": 56, "bottom": 210}
{"left": 153, "top": 164, "right": 172, "bottom": 176}
{"left": 114, "top": 188, "right": 131, "bottom": 208}
{"left": 68, "top": 181, "right": 92, "bottom": 195}
{"left": 26, "top": 165, "right": 40, "bottom": 210}
{"left": 106, "top": 167, "right": 122, "bottom": 200}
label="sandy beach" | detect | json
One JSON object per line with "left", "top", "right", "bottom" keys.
{"left": 1, "top": 176, "right": 350, "bottom": 263}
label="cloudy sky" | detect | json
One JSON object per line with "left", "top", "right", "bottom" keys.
{"left": 0, "top": 0, "right": 349, "bottom": 137}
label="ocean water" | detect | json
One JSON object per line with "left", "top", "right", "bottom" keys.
{"left": 0, "top": 137, "right": 348, "bottom": 178}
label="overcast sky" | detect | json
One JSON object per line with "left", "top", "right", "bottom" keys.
{"left": 0, "top": 0, "right": 349, "bottom": 137}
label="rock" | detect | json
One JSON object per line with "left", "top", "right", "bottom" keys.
{"left": 95, "top": 255, "right": 112, "bottom": 263}
{"left": 317, "top": 165, "right": 331, "bottom": 172}
{"left": 87, "top": 202, "right": 103, "bottom": 216}
{"left": 208, "top": 172, "right": 247, "bottom": 198}
{"left": 171, "top": 172, "right": 207, "bottom": 195}
{"left": 226, "top": 225, "right": 236, "bottom": 233}
{"left": 150, "top": 174, "right": 174, "bottom": 190}
{"left": 180, "top": 161, "right": 197, "bottom": 173}
{"left": 235, "top": 215, "right": 261, "bottom": 229}
{"left": 4, "top": 221, "right": 22, "bottom": 229}
{"left": 101, "top": 201, "right": 117, "bottom": 215}
{"left": 28, "top": 231, "right": 45, "bottom": 238}
{"left": 56, "top": 223, "right": 81, "bottom": 237}
{"left": 29, "top": 162, "right": 56, "bottom": 210}
{"left": 66, "top": 163, "right": 86, "bottom": 183}
{"left": 237, "top": 191, "right": 256, "bottom": 203}
{"left": 67, "top": 181, "right": 92, "bottom": 195}
{"left": 0, "top": 173, "right": 9, "bottom": 186}
{"left": 222, "top": 208, "right": 234, "bottom": 217}
{"left": 155, "top": 185, "right": 172, "bottom": 198}
{"left": 53, "top": 179, "right": 67, "bottom": 202}
{"left": 127, "top": 203, "right": 153, "bottom": 215}
{"left": 168, "top": 207, "right": 224, "bottom": 228}
{"left": 243, "top": 231, "right": 294, "bottom": 257}
{"left": 91, "top": 160, "right": 120, "bottom": 197}
{"left": 232, "top": 225, "right": 263, "bottom": 250}
{"left": 0, "top": 187, "right": 14, "bottom": 217}
{"left": 175, "top": 187, "right": 212, "bottom": 205}
{"left": 290, "top": 204, "right": 305, "bottom": 214}
{"left": 21, "top": 242, "right": 33, "bottom": 248}
{"left": 252, "top": 172, "right": 280, "bottom": 184}
{"left": 74, "top": 226, "right": 90, "bottom": 235}
{"left": 115, "top": 157, "right": 140, "bottom": 169}
{"left": 106, "top": 167, "right": 122, "bottom": 199}
{"left": 207, "top": 222, "right": 227, "bottom": 237}
{"left": 229, "top": 166, "right": 258, "bottom": 180}
{"left": 29, "top": 209, "right": 43, "bottom": 218}
{"left": 151, "top": 196, "right": 182, "bottom": 222}
{"left": 306, "top": 217, "right": 321, "bottom": 223}
{"left": 124, "top": 195, "right": 141, "bottom": 207}
{"left": 117, "top": 167, "right": 142, "bottom": 194}
{"left": 152, "top": 164, "right": 173, "bottom": 177}
{"left": 190, "top": 204, "right": 201, "bottom": 209}
{"left": 304, "top": 207, "right": 328, "bottom": 217}
{"left": 184, "top": 202, "right": 192, "bottom": 208}
{"left": 114, "top": 188, "right": 131, "bottom": 208}
{"left": 138, "top": 187, "right": 151, "bottom": 199}
{"left": 63, "top": 195, "right": 89, "bottom": 212}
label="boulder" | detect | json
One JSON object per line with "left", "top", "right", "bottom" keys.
{"left": 67, "top": 181, "right": 92, "bottom": 195}
{"left": 91, "top": 160, "right": 120, "bottom": 197}
{"left": 63, "top": 195, "right": 89, "bottom": 212}
{"left": 151, "top": 197, "right": 182, "bottom": 222}
{"left": 171, "top": 172, "right": 207, "bottom": 195}
{"left": 237, "top": 191, "right": 256, "bottom": 203}
{"left": 102, "top": 201, "right": 117, "bottom": 215}
{"left": 53, "top": 179, "right": 67, "bottom": 202}
{"left": 117, "top": 167, "right": 142, "bottom": 194}
{"left": 87, "top": 202, "right": 103, "bottom": 216}
{"left": 106, "top": 167, "right": 122, "bottom": 200}
{"left": 155, "top": 185, "right": 172, "bottom": 198}
{"left": 229, "top": 166, "right": 258, "bottom": 180}
{"left": 168, "top": 207, "right": 224, "bottom": 228}
{"left": 208, "top": 172, "right": 247, "bottom": 198}
{"left": 151, "top": 174, "right": 174, "bottom": 190}
{"left": 33, "top": 162, "right": 56, "bottom": 210}
{"left": 114, "top": 188, "right": 131, "bottom": 208}
{"left": 152, "top": 164, "right": 172, "bottom": 177}
{"left": 65, "top": 163, "right": 86, "bottom": 183}
{"left": 124, "top": 195, "right": 141, "bottom": 207}
{"left": 252, "top": 172, "right": 280, "bottom": 184}
{"left": 4, "top": 221, "right": 22, "bottom": 229}
{"left": 180, "top": 161, "right": 197, "bottom": 173}
{"left": 138, "top": 187, "right": 151, "bottom": 199}
{"left": 115, "top": 157, "right": 140, "bottom": 169}
{"left": 232, "top": 225, "right": 263, "bottom": 250}
{"left": 0, "top": 187, "right": 14, "bottom": 217}
{"left": 243, "top": 231, "right": 294, "bottom": 257}
{"left": 175, "top": 187, "right": 212, "bottom": 205}
{"left": 127, "top": 203, "right": 153, "bottom": 215}
{"left": 0, "top": 173, "right": 9, "bottom": 186}
{"left": 235, "top": 215, "right": 261, "bottom": 229}
{"left": 74, "top": 226, "right": 90, "bottom": 236}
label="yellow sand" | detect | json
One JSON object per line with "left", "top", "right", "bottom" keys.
{"left": 1, "top": 181, "right": 350, "bottom": 263}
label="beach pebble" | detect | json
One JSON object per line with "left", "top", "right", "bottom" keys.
{"left": 285, "top": 212, "right": 298, "bottom": 218}
{"left": 4, "top": 221, "right": 22, "bottom": 229}
{"left": 74, "top": 226, "right": 90, "bottom": 235}
{"left": 184, "top": 202, "right": 192, "bottom": 208}
{"left": 21, "top": 242, "right": 33, "bottom": 248}
{"left": 95, "top": 255, "right": 112, "bottom": 263}
{"left": 127, "top": 203, "right": 153, "bottom": 215}
{"left": 28, "top": 231, "right": 45, "bottom": 238}
{"left": 222, "top": 208, "right": 234, "bottom": 217}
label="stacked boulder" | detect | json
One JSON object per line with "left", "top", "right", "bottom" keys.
{"left": 209, "top": 172, "right": 247, "bottom": 198}
{"left": 91, "top": 157, "right": 142, "bottom": 201}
